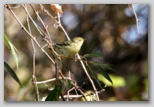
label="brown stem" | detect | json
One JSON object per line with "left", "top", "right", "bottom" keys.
{"left": 25, "top": 4, "right": 39, "bottom": 101}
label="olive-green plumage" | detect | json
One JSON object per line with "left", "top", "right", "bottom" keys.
{"left": 55, "top": 37, "right": 84, "bottom": 56}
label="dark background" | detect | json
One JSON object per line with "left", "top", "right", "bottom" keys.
{"left": 4, "top": 4, "right": 148, "bottom": 101}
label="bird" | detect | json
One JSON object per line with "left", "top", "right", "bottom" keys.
{"left": 54, "top": 37, "right": 85, "bottom": 57}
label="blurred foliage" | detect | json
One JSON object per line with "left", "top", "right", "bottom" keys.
{"left": 4, "top": 62, "right": 22, "bottom": 87}
{"left": 4, "top": 33, "right": 19, "bottom": 69}
{"left": 45, "top": 81, "right": 62, "bottom": 101}
{"left": 4, "top": 4, "right": 148, "bottom": 101}
{"left": 97, "top": 74, "right": 126, "bottom": 87}
{"left": 4, "top": 33, "right": 22, "bottom": 87}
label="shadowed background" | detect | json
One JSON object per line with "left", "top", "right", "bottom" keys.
{"left": 4, "top": 4, "right": 148, "bottom": 101}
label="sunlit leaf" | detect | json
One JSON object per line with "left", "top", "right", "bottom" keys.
{"left": 97, "top": 74, "right": 126, "bottom": 87}
{"left": 4, "top": 62, "right": 22, "bottom": 87}
{"left": 4, "top": 34, "right": 19, "bottom": 69}
{"left": 97, "top": 66, "right": 113, "bottom": 84}
{"left": 4, "top": 33, "right": 10, "bottom": 48}
{"left": 45, "top": 82, "right": 62, "bottom": 101}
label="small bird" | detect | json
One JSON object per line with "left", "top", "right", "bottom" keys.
{"left": 54, "top": 37, "right": 85, "bottom": 57}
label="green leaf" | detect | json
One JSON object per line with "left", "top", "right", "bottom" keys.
{"left": 4, "top": 33, "right": 10, "bottom": 49}
{"left": 97, "top": 74, "right": 125, "bottom": 87}
{"left": 90, "top": 61, "right": 102, "bottom": 66}
{"left": 110, "top": 75, "right": 125, "bottom": 87}
{"left": 86, "top": 64, "right": 103, "bottom": 89}
{"left": 4, "top": 62, "right": 22, "bottom": 87}
{"left": 4, "top": 34, "right": 19, "bottom": 70}
{"left": 97, "top": 65, "right": 113, "bottom": 84}
{"left": 83, "top": 52, "right": 102, "bottom": 58}
{"left": 61, "top": 78, "right": 71, "bottom": 89}
{"left": 65, "top": 79, "right": 71, "bottom": 88}
{"left": 102, "top": 64, "right": 118, "bottom": 74}
{"left": 92, "top": 63, "right": 117, "bottom": 74}
{"left": 45, "top": 83, "right": 62, "bottom": 101}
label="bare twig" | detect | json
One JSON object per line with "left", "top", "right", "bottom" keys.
{"left": 66, "top": 87, "right": 76, "bottom": 101}
{"left": 55, "top": 8, "right": 100, "bottom": 100}
{"left": 25, "top": 4, "right": 39, "bottom": 101}
{"left": 57, "top": 12, "right": 70, "bottom": 40}
{"left": 35, "top": 76, "right": 69, "bottom": 84}
{"left": 39, "top": 4, "right": 58, "bottom": 24}
{"left": 31, "top": 5, "right": 51, "bottom": 38}
{"left": 63, "top": 94, "right": 83, "bottom": 98}
{"left": 36, "top": 71, "right": 88, "bottom": 101}
{"left": 76, "top": 54, "right": 99, "bottom": 101}
{"left": 5, "top": 4, "right": 100, "bottom": 101}
{"left": 22, "top": 4, "right": 46, "bottom": 37}
{"left": 5, "top": 4, "right": 55, "bottom": 65}
{"left": 31, "top": 4, "right": 60, "bottom": 58}
{"left": 130, "top": 4, "right": 140, "bottom": 35}
{"left": 39, "top": 5, "right": 70, "bottom": 40}
{"left": 70, "top": 81, "right": 88, "bottom": 101}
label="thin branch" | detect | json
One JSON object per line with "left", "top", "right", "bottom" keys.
{"left": 38, "top": 5, "right": 70, "bottom": 40}
{"left": 35, "top": 76, "right": 69, "bottom": 84}
{"left": 131, "top": 4, "right": 140, "bottom": 35}
{"left": 31, "top": 7, "right": 51, "bottom": 38}
{"left": 22, "top": 4, "right": 46, "bottom": 37}
{"left": 31, "top": 4, "right": 60, "bottom": 58}
{"left": 56, "top": 9, "right": 100, "bottom": 101}
{"left": 25, "top": 4, "right": 39, "bottom": 101}
{"left": 5, "top": 4, "right": 55, "bottom": 65}
{"left": 39, "top": 4, "right": 58, "bottom": 24}
{"left": 76, "top": 54, "right": 99, "bottom": 101}
{"left": 57, "top": 12, "right": 70, "bottom": 40}
{"left": 5, "top": 4, "right": 100, "bottom": 101}
{"left": 66, "top": 87, "right": 76, "bottom": 101}
{"left": 70, "top": 81, "right": 88, "bottom": 101}
{"left": 63, "top": 94, "right": 83, "bottom": 98}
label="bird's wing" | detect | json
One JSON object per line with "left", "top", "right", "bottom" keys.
{"left": 56, "top": 40, "right": 72, "bottom": 46}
